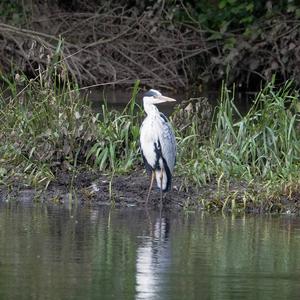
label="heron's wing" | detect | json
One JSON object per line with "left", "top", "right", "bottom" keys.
{"left": 159, "top": 113, "right": 176, "bottom": 173}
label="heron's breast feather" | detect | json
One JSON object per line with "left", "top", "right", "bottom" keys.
{"left": 140, "top": 120, "right": 158, "bottom": 163}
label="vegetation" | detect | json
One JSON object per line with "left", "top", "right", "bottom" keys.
{"left": 0, "top": 64, "right": 142, "bottom": 189}
{"left": 0, "top": 1, "right": 299, "bottom": 89}
{"left": 178, "top": 80, "right": 300, "bottom": 181}
{"left": 1, "top": 1, "right": 300, "bottom": 211}
{"left": 175, "top": 79, "right": 300, "bottom": 211}
{"left": 1, "top": 55, "right": 300, "bottom": 212}
{"left": 181, "top": 0, "right": 299, "bottom": 30}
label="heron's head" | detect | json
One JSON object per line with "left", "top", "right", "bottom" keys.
{"left": 143, "top": 89, "right": 176, "bottom": 105}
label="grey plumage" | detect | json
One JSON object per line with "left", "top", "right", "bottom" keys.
{"left": 158, "top": 113, "right": 176, "bottom": 188}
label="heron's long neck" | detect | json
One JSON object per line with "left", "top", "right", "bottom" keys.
{"left": 144, "top": 102, "right": 160, "bottom": 116}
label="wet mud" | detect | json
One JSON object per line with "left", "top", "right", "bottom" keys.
{"left": 0, "top": 170, "right": 198, "bottom": 209}
{"left": 1, "top": 169, "right": 300, "bottom": 214}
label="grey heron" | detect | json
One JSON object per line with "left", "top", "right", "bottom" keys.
{"left": 140, "top": 89, "right": 176, "bottom": 205}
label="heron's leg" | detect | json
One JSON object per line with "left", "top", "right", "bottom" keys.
{"left": 160, "top": 171, "right": 163, "bottom": 207}
{"left": 146, "top": 171, "right": 155, "bottom": 205}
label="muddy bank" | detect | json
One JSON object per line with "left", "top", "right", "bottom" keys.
{"left": 1, "top": 169, "right": 300, "bottom": 214}
{"left": 0, "top": 170, "right": 197, "bottom": 209}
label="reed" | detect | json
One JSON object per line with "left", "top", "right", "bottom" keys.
{"left": 1, "top": 55, "right": 300, "bottom": 211}
{"left": 0, "top": 49, "right": 142, "bottom": 189}
{"left": 175, "top": 79, "right": 300, "bottom": 209}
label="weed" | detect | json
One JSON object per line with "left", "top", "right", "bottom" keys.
{"left": 174, "top": 78, "right": 300, "bottom": 209}
{"left": 1, "top": 52, "right": 300, "bottom": 212}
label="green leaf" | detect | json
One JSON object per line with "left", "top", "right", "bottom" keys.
{"left": 0, "top": 167, "right": 7, "bottom": 177}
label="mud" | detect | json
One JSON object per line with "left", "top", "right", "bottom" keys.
{"left": 59, "top": 170, "right": 200, "bottom": 209}
{"left": 0, "top": 170, "right": 199, "bottom": 210}
{"left": 1, "top": 169, "right": 300, "bottom": 214}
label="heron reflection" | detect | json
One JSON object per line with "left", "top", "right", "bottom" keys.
{"left": 135, "top": 215, "right": 171, "bottom": 299}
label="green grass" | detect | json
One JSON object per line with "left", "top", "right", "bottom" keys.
{"left": 0, "top": 64, "right": 142, "bottom": 189}
{"left": 179, "top": 80, "right": 300, "bottom": 181}
{"left": 175, "top": 79, "right": 300, "bottom": 210}
{"left": 86, "top": 81, "right": 141, "bottom": 172}
{"left": 1, "top": 61, "right": 300, "bottom": 211}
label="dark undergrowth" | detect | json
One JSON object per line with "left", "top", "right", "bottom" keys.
{"left": 0, "top": 1, "right": 299, "bottom": 89}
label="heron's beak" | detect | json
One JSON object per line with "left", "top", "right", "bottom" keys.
{"left": 157, "top": 95, "right": 176, "bottom": 103}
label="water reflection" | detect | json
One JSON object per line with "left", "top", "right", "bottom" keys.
{"left": 0, "top": 203, "right": 300, "bottom": 300}
{"left": 136, "top": 214, "right": 170, "bottom": 299}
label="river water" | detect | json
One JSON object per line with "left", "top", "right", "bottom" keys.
{"left": 0, "top": 202, "right": 300, "bottom": 300}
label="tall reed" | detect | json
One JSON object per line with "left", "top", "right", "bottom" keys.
{"left": 175, "top": 79, "right": 300, "bottom": 190}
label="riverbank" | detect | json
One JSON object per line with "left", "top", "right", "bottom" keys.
{"left": 1, "top": 169, "right": 300, "bottom": 214}
{"left": 1, "top": 68, "right": 300, "bottom": 213}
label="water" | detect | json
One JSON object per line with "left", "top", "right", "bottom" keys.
{"left": 1, "top": 202, "right": 300, "bottom": 300}
{"left": 85, "top": 86, "right": 250, "bottom": 115}
{"left": 85, "top": 87, "right": 205, "bottom": 115}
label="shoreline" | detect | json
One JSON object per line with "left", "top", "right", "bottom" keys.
{"left": 1, "top": 169, "right": 300, "bottom": 215}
